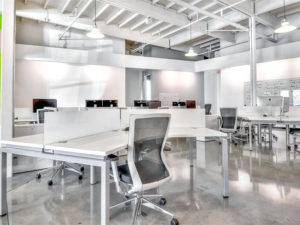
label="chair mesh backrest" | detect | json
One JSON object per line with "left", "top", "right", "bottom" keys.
{"left": 220, "top": 108, "right": 237, "bottom": 129}
{"left": 38, "top": 109, "right": 55, "bottom": 123}
{"left": 129, "top": 116, "right": 170, "bottom": 185}
{"left": 205, "top": 104, "right": 212, "bottom": 115}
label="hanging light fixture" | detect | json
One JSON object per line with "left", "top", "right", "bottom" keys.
{"left": 86, "top": 0, "right": 105, "bottom": 39}
{"left": 185, "top": 19, "right": 197, "bottom": 57}
{"left": 275, "top": 0, "right": 297, "bottom": 34}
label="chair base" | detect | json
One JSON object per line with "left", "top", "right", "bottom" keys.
{"left": 36, "top": 162, "right": 84, "bottom": 186}
{"left": 110, "top": 194, "right": 178, "bottom": 225}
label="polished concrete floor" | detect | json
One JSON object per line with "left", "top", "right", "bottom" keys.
{"left": 1, "top": 130, "right": 300, "bottom": 225}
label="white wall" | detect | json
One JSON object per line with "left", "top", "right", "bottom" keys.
{"left": 218, "top": 57, "right": 300, "bottom": 108}
{"left": 204, "top": 70, "right": 220, "bottom": 114}
{"left": 15, "top": 60, "right": 126, "bottom": 108}
{"left": 151, "top": 70, "right": 204, "bottom": 106}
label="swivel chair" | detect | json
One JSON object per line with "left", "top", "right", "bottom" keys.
{"left": 110, "top": 114, "right": 179, "bottom": 225}
{"left": 219, "top": 108, "right": 247, "bottom": 145}
{"left": 36, "top": 108, "right": 84, "bottom": 186}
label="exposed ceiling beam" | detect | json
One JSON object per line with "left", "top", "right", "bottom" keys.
{"left": 61, "top": 0, "right": 72, "bottom": 13}
{"left": 192, "top": 37, "right": 218, "bottom": 47}
{"left": 256, "top": 13, "right": 281, "bottom": 29}
{"left": 188, "top": 1, "right": 218, "bottom": 18}
{"left": 177, "top": 0, "right": 204, "bottom": 13}
{"left": 119, "top": 13, "right": 138, "bottom": 28}
{"left": 100, "top": 0, "right": 188, "bottom": 26}
{"left": 59, "top": 0, "right": 93, "bottom": 39}
{"left": 165, "top": 2, "right": 175, "bottom": 9}
{"left": 141, "top": 20, "right": 163, "bottom": 33}
{"left": 94, "top": 3, "right": 110, "bottom": 20}
{"left": 130, "top": 17, "right": 147, "bottom": 30}
{"left": 152, "top": 24, "right": 173, "bottom": 36}
{"left": 15, "top": 1, "right": 177, "bottom": 50}
{"left": 169, "top": 0, "right": 246, "bottom": 30}
{"left": 106, "top": 8, "right": 125, "bottom": 25}
{"left": 152, "top": 0, "right": 160, "bottom": 4}
{"left": 44, "top": 0, "right": 52, "bottom": 9}
{"left": 208, "top": 31, "right": 236, "bottom": 43}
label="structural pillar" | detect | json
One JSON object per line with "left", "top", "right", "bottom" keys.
{"left": 1, "top": 0, "right": 16, "bottom": 177}
{"left": 249, "top": 0, "right": 257, "bottom": 106}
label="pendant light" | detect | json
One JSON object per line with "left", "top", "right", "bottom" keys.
{"left": 275, "top": 0, "right": 297, "bottom": 34}
{"left": 185, "top": 19, "right": 197, "bottom": 57}
{"left": 86, "top": 0, "right": 105, "bottom": 39}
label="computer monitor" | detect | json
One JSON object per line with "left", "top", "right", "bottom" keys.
{"left": 205, "top": 104, "right": 212, "bottom": 115}
{"left": 85, "top": 100, "right": 103, "bottom": 108}
{"left": 134, "top": 100, "right": 148, "bottom": 107}
{"left": 148, "top": 100, "right": 161, "bottom": 109}
{"left": 172, "top": 102, "right": 186, "bottom": 107}
{"left": 186, "top": 100, "right": 196, "bottom": 109}
{"left": 102, "top": 100, "right": 118, "bottom": 107}
{"left": 33, "top": 99, "right": 57, "bottom": 113}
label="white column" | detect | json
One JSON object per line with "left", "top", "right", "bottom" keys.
{"left": 249, "top": 0, "right": 257, "bottom": 106}
{"left": 1, "top": 0, "right": 16, "bottom": 177}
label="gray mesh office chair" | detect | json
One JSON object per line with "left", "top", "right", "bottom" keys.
{"left": 110, "top": 114, "right": 179, "bottom": 225}
{"left": 36, "top": 108, "right": 84, "bottom": 186}
{"left": 219, "top": 108, "right": 247, "bottom": 145}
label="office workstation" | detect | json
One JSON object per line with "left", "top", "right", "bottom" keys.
{"left": 1, "top": 0, "right": 300, "bottom": 225}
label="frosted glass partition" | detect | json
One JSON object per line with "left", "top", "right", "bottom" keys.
{"left": 238, "top": 106, "right": 281, "bottom": 117}
{"left": 285, "top": 106, "right": 300, "bottom": 116}
{"left": 44, "top": 108, "right": 120, "bottom": 145}
{"left": 121, "top": 108, "right": 205, "bottom": 129}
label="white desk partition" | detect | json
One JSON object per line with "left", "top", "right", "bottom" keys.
{"left": 238, "top": 106, "right": 281, "bottom": 117}
{"left": 44, "top": 108, "right": 120, "bottom": 145}
{"left": 121, "top": 108, "right": 205, "bottom": 129}
{"left": 285, "top": 106, "right": 300, "bottom": 117}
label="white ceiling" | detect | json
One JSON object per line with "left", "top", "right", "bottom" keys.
{"left": 15, "top": 0, "right": 300, "bottom": 52}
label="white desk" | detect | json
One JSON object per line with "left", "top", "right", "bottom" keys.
{"left": 243, "top": 116, "right": 300, "bottom": 150}
{"left": 0, "top": 127, "right": 228, "bottom": 225}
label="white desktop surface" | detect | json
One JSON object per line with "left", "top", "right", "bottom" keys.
{"left": 2, "top": 128, "right": 226, "bottom": 157}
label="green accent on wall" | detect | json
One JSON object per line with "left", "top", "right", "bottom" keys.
{"left": 0, "top": 14, "right": 2, "bottom": 29}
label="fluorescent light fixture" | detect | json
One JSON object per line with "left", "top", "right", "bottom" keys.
{"left": 275, "top": 18, "right": 297, "bottom": 33}
{"left": 185, "top": 47, "right": 197, "bottom": 57}
{"left": 86, "top": 26, "right": 105, "bottom": 39}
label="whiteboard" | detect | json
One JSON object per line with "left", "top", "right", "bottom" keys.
{"left": 244, "top": 78, "right": 300, "bottom": 106}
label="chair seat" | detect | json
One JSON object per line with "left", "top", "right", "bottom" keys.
{"left": 289, "top": 128, "right": 300, "bottom": 135}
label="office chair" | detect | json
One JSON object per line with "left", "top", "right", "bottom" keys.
{"left": 288, "top": 126, "right": 300, "bottom": 152}
{"left": 36, "top": 108, "right": 84, "bottom": 186}
{"left": 204, "top": 104, "right": 212, "bottom": 115}
{"left": 110, "top": 114, "right": 179, "bottom": 225}
{"left": 219, "top": 108, "right": 247, "bottom": 145}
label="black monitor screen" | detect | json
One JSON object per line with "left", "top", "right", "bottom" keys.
{"left": 134, "top": 100, "right": 148, "bottom": 107}
{"left": 86, "top": 100, "right": 102, "bottom": 108}
{"left": 102, "top": 100, "right": 118, "bottom": 107}
{"left": 33, "top": 99, "right": 57, "bottom": 113}
{"left": 173, "top": 102, "right": 186, "bottom": 107}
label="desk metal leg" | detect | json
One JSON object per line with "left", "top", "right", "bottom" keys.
{"left": 101, "top": 160, "right": 110, "bottom": 225}
{"left": 286, "top": 124, "right": 290, "bottom": 150}
{"left": 222, "top": 138, "right": 229, "bottom": 198}
{"left": 269, "top": 124, "right": 273, "bottom": 149}
{"left": 90, "top": 166, "right": 97, "bottom": 185}
{"left": 249, "top": 123, "right": 253, "bottom": 150}
{"left": 0, "top": 152, "right": 8, "bottom": 216}
{"left": 258, "top": 124, "right": 262, "bottom": 145}
{"left": 189, "top": 138, "right": 194, "bottom": 167}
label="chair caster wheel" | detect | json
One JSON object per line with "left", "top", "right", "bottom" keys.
{"left": 159, "top": 197, "right": 167, "bottom": 206}
{"left": 234, "top": 143, "right": 238, "bottom": 146}
{"left": 288, "top": 146, "right": 291, "bottom": 151}
{"left": 48, "top": 180, "right": 53, "bottom": 186}
{"left": 171, "top": 218, "right": 179, "bottom": 225}
{"left": 78, "top": 175, "right": 83, "bottom": 180}
{"left": 36, "top": 173, "right": 41, "bottom": 179}
{"left": 80, "top": 167, "right": 84, "bottom": 172}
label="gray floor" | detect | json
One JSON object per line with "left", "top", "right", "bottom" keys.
{"left": 1, "top": 130, "right": 300, "bottom": 225}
